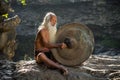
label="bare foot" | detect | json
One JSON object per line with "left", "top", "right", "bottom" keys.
{"left": 60, "top": 65, "right": 68, "bottom": 75}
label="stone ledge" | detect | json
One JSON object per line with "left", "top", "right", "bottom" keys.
{"left": 0, "top": 55, "right": 120, "bottom": 80}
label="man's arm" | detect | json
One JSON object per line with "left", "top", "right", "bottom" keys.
{"left": 40, "top": 29, "right": 62, "bottom": 49}
{"left": 34, "top": 32, "right": 42, "bottom": 50}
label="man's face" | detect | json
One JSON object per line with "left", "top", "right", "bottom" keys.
{"left": 50, "top": 16, "right": 57, "bottom": 26}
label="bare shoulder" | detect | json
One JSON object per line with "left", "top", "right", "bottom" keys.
{"left": 36, "top": 29, "right": 47, "bottom": 39}
{"left": 40, "top": 28, "right": 47, "bottom": 34}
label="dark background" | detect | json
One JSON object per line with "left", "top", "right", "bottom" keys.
{"left": 10, "top": 0, "right": 120, "bottom": 61}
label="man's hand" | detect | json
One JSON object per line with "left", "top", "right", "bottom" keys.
{"left": 42, "top": 48, "right": 50, "bottom": 52}
{"left": 61, "top": 43, "right": 67, "bottom": 49}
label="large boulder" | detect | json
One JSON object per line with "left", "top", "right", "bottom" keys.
{"left": 0, "top": 15, "right": 21, "bottom": 60}
{"left": 13, "top": 55, "right": 120, "bottom": 80}
{"left": 0, "top": 0, "right": 21, "bottom": 60}
{"left": 0, "top": 54, "right": 120, "bottom": 80}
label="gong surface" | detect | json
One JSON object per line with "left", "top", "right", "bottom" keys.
{"left": 51, "top": 23, "right": 94, "bottom": 66}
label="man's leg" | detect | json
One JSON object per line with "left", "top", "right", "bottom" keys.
{"left": 36, "top": 52, "right": 68, "bottom": 75}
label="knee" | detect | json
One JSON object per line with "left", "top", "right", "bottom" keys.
{"left": 36, "top": 53, "right": 41, "bottom": 59}
{"left": 37, "top": 53, "right": 47, "bottom": 61}
{"left": 35, "top": 53, "right": 42, "bottom": 61}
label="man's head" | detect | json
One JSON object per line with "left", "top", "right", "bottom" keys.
{"left": 38, "top": 12, "right": 57, "bottom": 43}
{"left": 38, "top": 12, "right": 57, "bottom": 30}
{"left": 50, "top": 15, "right": 57, "bottom": 26}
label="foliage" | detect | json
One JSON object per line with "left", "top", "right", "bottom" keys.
{"left": 2, "top": 0, "right": 27, "bottom": 19}
{"left": 4, "top": 0, "right": 26, "bottom": 5}
{"left": 24, "top": 54, "right": 33, "bottom": 61}
{"left": 101, "top": 37, "right": 120, "bottom": 48}
{"left": 2, "top": 13, "right": 8, "bottom": 18}
{"left": 4, "top": 0, "right": 9, "bottom": 3}
{"left": 18, "top": 0, "right": 27, "bottom": 5}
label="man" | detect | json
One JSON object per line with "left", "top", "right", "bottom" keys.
{"left": 34, "top": 12, "right": 68, "bottom": 75}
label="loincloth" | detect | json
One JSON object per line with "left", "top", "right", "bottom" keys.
{"left": 34, "top": 50, "right": 52, "bottom": 59}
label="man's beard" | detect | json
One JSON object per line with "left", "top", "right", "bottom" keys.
{"left": 48, "top": 21, "right": 57, "bottom": 43}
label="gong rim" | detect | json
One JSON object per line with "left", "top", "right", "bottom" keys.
{"left": 51, "top": 23, "right": 94, "bottom": 66}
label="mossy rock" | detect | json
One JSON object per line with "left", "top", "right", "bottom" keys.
{"left": 101, "top": 38, "right": 120, "bottom": 48}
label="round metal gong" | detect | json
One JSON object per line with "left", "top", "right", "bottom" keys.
{"left": 51, "top": 23, "right": 94, "bottom": 66}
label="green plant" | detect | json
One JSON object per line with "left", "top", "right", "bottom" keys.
{"left": 24, "top": 54, "right": 33, "bottom": 61}
{"left": 101, "top": 37, "right": 120, "bottom": 48}
{"left": 4, "top": 0, "right": 27, "bottom": 5}
{"left": 2, "top": 0, "right": 26, "bottom": 19}
{"left": 18, "top": 0, "right": 27, "bottom": 5}
{"left": 2, "top": 13, "right": 8, "bottom": 18}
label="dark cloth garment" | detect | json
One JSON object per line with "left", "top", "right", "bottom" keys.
{"left": 34, "top": 50, "right": 52, "bottom": 59}
{"left": 34, "top": 50, "right": 42, "bottom": 57}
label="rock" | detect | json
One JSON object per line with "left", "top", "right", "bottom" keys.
{"left": 0, "top": 15, "right": 21, "bottom": 60}
{"left": 0, "top": 60, "right": 16, "bottom": 80}
{"left": 108, "top": 71, "right": 120, "bottom": 80}
{"left": 0, "top": 54, "right": 120, "bottom": 80}
{"left": 13, "top": 55, "right": 120, "bottom": 80}
{"left": 14, "top": 61, "right": 98, "bottom": 80}
{"left": 0, "top": 0, "right": 14, "bottom": 22}
{"left": 94, "top": 45, "right": 120, "bottom": 56}
{"left": 1, "top": 75, "right": 13, "bottom": 80}
{"left": 0, "top": 0, "right": 21, "bottom": 60}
